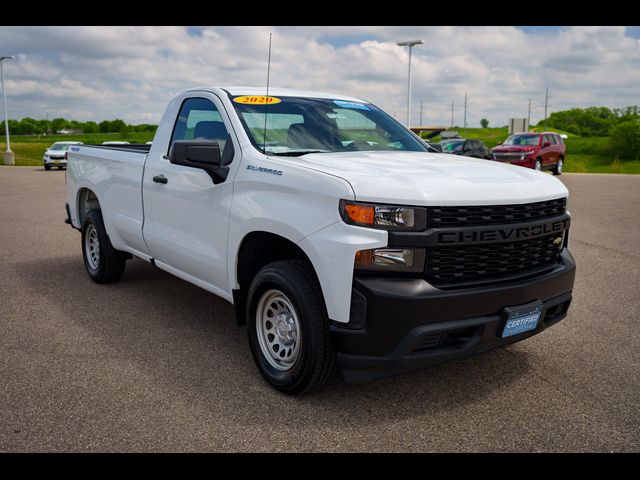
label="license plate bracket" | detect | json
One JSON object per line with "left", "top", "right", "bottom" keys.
{"left": 501, "top": 300, "right": 544, "bottom": 338}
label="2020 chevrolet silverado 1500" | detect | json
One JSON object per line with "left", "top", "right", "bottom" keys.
{"left": 65, "top": 87, "right": 576, "bottom": 394}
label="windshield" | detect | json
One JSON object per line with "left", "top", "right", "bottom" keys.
{"left": 50, "top": 144, "right": 71, "bottom": 151}
{"left": 441, "top": 140, "right": 465, "bottom": 152}
{"left": 230, "top": 95, "right": 428, "bottom": 156}
{"left": 503, "top": 134, "right": 540, "bottom": 146}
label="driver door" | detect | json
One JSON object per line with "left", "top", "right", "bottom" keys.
{"left": 142, "top": 94, "right": 240, "bottom": 296}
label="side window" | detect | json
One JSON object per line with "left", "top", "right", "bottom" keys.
{"left": 543, "top": 134, "right": 554, "bottom": 145}
{"left": 169, "top": 97, "right": 234, "bottom": 164}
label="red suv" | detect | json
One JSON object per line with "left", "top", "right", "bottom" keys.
{"left": 491, "top": 132, "right": 566, "bottom": 175}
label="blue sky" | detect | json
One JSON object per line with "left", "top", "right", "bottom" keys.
{"left": 1, "top": 26, "right": 638, "bottom": 127}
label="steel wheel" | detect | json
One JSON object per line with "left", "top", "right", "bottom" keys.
{"left": 84, "top": 223, "right": 100, "bottom": 271}
{"left": 255, "top": 289, "right": 302, "bottom": 371}
{"left": 534, "top": 159, "right": 542, "bottom": 171}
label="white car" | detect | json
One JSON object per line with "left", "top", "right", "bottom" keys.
{"left": 65, "top": 87, "right": 576, "bottom": 394}
{"left": 101, "top": 141, "right": 130, "bottom": 145}
{"left": 43, "top": 141, "right": 83, "bottom": 170}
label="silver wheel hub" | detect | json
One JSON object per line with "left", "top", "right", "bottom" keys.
{"left": 85, "top": 224, "right": 100, "bottom": 271}
{"left": 558, "top": 160, "right": 563, "bottom": 172}
{"left": 256, "top": 289, "right": 301, "bottom": 371}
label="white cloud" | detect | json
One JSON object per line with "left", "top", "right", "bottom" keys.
{"left": 0, "top": 26, "right": 638, "bottom": 127}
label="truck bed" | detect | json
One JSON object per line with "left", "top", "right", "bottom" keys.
{"left": 84, "top": 143, "right": 152, "bottom": 154}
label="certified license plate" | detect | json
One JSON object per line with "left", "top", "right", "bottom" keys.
{"left": 501, "top": 302, "right": 543, "bottom": 338}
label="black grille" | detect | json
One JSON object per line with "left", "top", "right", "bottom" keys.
{"left": 426, "top": 234, "right": 562, "bottom": 286}
{"left": 427, "top": 198, "right": 567, "bottom": 228}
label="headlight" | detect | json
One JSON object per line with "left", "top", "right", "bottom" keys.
{"left": 355, "top": 248, "right": 425, "bottom": 273}
{"left": 339, "top": 200, "right": 426, "bottom": 231}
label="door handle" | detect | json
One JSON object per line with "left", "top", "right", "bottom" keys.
{"left": 153, "top": 174, "right": 168, "bottom": 184}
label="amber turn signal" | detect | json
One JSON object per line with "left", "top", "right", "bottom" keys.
{"left": 344, "top": 203, "right": 375, "bottom": 225}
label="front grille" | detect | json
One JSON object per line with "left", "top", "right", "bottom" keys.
{"left": 493, "top": 153, "right": 525, "bottom": 161}
{"left": 425, "top": 234, "right": 562, "bottom": 286}
{"left": 427, "top": 198, "right": 567, "bottom": 228}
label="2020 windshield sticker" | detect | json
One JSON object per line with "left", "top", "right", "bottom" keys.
{"left": 233, "top": 95, "right": 281, "bottom": 105}
{"left": 333, "top": 100, "right": 371, "bottom": 111}
{"left": 247, "top": 165, "right": 283, "bottom": 176}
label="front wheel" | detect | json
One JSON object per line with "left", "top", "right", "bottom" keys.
{"left": 81, "top": 209, "right": 127, "bottom": 283}
{"left": 534, "top": 159, "right": 542, "bottom": 171}
{"left": 553, "top": 158, "right": 563, "bottom": 175}
{"left": 246, "top": 260, "right": 337, "bottom": 395}
{"left": 44, "top": 164, "right": 51, "bottom": 171}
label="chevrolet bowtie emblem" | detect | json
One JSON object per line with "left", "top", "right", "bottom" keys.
{"left": 553, "top": 237, "right": 563, "bottom": 245}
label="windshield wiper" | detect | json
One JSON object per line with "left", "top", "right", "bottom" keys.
{"left": 267, "top": 149, "right": 328, "bottom": 157}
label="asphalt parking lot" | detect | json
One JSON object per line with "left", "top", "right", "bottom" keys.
{"left": 1, "top": 166, "right": 638, "bottom": 452}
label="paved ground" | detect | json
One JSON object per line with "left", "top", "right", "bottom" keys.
{"left": 1, "top": 167, "right": 638, "bottom": 452}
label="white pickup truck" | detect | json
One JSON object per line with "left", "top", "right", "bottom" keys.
{"left": 65, "top": 87, "right": 576, "bottom": 394}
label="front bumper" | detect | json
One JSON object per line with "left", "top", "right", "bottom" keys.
{"left": 332, "top": 249, "right": 576, "bottom": 383}
{"left": 44, "top": 158, "right": 67, "bottom": 166}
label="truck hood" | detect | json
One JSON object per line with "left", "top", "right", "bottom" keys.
{"left": 295, "top": 151, "right": 568, "bottom": 205}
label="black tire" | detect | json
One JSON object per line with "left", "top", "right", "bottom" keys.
{"left": 44, "top": 164, "right": 51, "bottom": 171}
{"left": 246, "top": 260, "right": 337, "bottom": 395}
{"left": 553, "top": 158, "right": 563, "bottom": 175}
{"left": 81, "top": 209, "right": 127, "bottom": 283}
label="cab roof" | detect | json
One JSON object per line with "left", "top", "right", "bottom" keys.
{"left": 184, "top": 86, "right": 369, "bottom": 104}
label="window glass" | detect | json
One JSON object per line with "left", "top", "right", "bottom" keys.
{"left": 230, "top": 95, "right": 428, "bottom": 156}
{"left": 169, "top": 97, "right": 233, "bottom": 163}
{"left": 503, "top": 134, "right": 540, "bottom": 146}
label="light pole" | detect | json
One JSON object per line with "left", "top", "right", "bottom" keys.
{"left": 1, "top": 55, "right": 15, "bottom": 165}
{"left": 396, "top": 40, "right": 423, "bottom": 128}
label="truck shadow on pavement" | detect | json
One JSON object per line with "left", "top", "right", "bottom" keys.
{"left": 13, "top": 255, "right": 533, "bottom": 429}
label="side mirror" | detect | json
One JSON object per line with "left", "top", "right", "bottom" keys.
{"left": 169, "top": 140, "right": 229, "bottom": 184}
{"left": 543, "top": 141, "right": 551, "bottom": 147}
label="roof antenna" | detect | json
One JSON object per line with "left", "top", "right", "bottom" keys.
{"left": 262, "top": 32, "right": 272, "bottom": 155}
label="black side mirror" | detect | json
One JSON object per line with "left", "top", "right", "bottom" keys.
{"left": 169, "top": 140, "right": 229, "bottom": 184}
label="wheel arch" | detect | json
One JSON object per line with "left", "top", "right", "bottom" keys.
{"left": 232, "top": 231, "right": 326, "bottom": 326}
{"left": 75, "top": 186, "right": 101, "bottom": 226}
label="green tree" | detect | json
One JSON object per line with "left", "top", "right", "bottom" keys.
{"left": 480, "top": 118, "right": 489, "bottom": 128}
{"left": 51, "top": 117, "right": 68, "bottom": 133}
{"left": 610, "top": 121, "right": 640, "bottom": 160}
{"left": 110, "top": 119, "right": 126, "bottom": 132}
{"left": 83, "top": 121, "right": 98, "bottom": 134}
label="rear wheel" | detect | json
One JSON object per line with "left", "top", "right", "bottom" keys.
{"left": 246, "top": 260, "right": 336, "bottom": 395}
{"left": 534, "top": 158, "right": 542, "bottom": 171}
{"left": 553, "top": 158, "right": 563, "bottom": 175}
{"left": 81, "top": 209, "right": 127, "bottom": 283}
